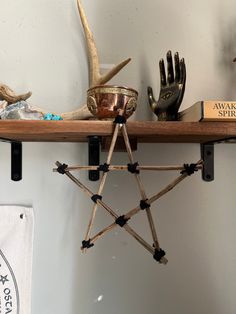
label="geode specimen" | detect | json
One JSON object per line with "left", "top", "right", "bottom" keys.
{"left": 0, "top": 101, "right": 43, "bottom": 120}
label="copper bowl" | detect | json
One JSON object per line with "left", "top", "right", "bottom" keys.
{"left": 87, "top": 85, "right": 138, "bottom": 120}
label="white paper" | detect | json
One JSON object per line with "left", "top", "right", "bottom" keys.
{"left": 0, "top": 206, "right": 34, "bottom": 314}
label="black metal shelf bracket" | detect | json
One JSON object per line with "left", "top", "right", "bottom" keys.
{"left": 201, "top": 137, "right": 236, "bottom": 182}
{"left": 201, "top": 143, "right": 214, "bottom": 182}
{"left": 88, "top": 136, "right": 101, "bottom": 181}
{"left": 0, "top": 138, "right": 22, "bottom": 181}
{"left": 11, "top": 142, "right": 22, "bottom": 181}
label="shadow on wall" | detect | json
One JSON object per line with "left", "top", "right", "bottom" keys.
{"left": 215, "top": 17, "right": 236, "bottom": 99}
{"left": 136, "top": 55, "right": 155, "bottom": 121}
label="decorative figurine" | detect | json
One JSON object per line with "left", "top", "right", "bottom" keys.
{"left": 87, "top": 85, "right": 138, "bottom": 120}
{"left": 148, "top": 50, "right": 186, "bottom": 121}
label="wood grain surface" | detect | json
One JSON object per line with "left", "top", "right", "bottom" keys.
{"left": 0, "top": 120, "right": 235, "bottom": 143}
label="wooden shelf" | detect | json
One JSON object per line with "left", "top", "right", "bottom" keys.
{"left": 0, "top": 120, "right": 236, "bottom": 143}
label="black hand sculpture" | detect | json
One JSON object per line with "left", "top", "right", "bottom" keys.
{"left": 148, "top": 51, "right": 186, "bottom": 121}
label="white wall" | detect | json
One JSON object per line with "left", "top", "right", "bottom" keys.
{"left": 0, "top": 0, "right": 236, "bottom": 313}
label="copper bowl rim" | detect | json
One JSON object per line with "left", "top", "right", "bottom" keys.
{"left": 87, "top": 84, "right": 138, "bottom": 95}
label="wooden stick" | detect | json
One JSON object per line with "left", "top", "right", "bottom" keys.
{"left": 126, "top": 226, "right": 169, "bottom": 264}
{"left": 124, "top": 174, "right": 187, "bottom": 219}
{"left": 53, "top": 164, "right": 203, "bottom": 172}
{"left": 89, "top": 222, "right": 116, "bottom": 244}
{"left": 148, "top": 159, "right": 203, "bottom": 204}
{"left": 88, "top": 220, "right": 168, "bottom": 264}
{"left": 83, "top": 122, "right": 121, "bottom": 248}
{"left": 56, "top": 161, "right": 119, "bottom": 219}
{"left": 56, "top": 161, "right": 94, "bottom": 198}
{"left": 122, "top": 124, "right": 160, "bottom": 249}
{"left": 83, "top": 109, "right": 126, "bottom": 247}
{"left": 125, "top": 160, "right": 203, "bottom": 219}
{"left": 123, "top": 224, "right": 154, "bottom": 254}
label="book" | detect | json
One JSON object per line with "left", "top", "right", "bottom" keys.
{"left": 178, "top": 101, "right": 236, "bottom": 121}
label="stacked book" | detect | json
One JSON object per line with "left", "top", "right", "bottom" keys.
{"left": 178, "top": 101, "right": 236, "bottom": 121}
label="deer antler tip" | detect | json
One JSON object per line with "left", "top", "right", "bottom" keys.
{"left": 123, "top": 58, "right": 132, "bottom": 64}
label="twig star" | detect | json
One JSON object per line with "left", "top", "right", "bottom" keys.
{"left": 54, "top": 114, "right": 202, "bottom": 264}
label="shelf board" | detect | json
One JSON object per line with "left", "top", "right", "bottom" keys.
{"left": 0, "top": 120, "right": 236, "bottom": 143}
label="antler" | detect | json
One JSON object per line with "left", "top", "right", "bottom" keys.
{"left": 0, "top": 83, "right": 31, "bottom": 103}
{"left": 76, "top": 0, "right": 131, "bottom": 87}
{"left": 0, "top": 0, "right": 131, "bottom": 120}
{"left": 58, "top": 0, "right": 131, "bottom": 120}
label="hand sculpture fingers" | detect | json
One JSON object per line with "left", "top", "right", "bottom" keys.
{"left": 174, "top": 52, "right": 180, "bottom": 82}
{"left": 177, "top": 58, "right": 186, "bottom": 106}
{"left": 147, "top": 86, "right": 157, "bottom": 112}
{"left": 159, "top": 59, "right": 166, "bottom": 86}
{"left": 180, "top": 58, "right": 186, "bottom": 84}
{"left": 166, "top": 50, "right": 174, "bottom": 84}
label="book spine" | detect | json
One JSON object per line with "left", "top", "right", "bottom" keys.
{"left": 203, "top": 101, "right": 236, "bottom": 120}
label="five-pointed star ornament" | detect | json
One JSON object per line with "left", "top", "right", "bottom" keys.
{"left": 0, "top": 274, "right": 9, "bottom": 285}
{"left": 54, "top": 113, "right": 203, "bottom": 264}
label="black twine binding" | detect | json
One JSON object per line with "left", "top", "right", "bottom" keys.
{"left": 82, "top": 239, "right": 94, "bottom": 249}
{"left": 97, "top": 163, "right": 110, "bottom": 173}
{"left": 57, "top": 163, "right": 68, "bottom": 174}
{"left": 153, "top": 248, "right": 166, "bottom": 262}
{"left": 115, "top": 215, "right": 129, "bottom": 227}
{"left": 140, "top": 199, "right": 150, "bottom": 210}
{"left": 127, "top": 162, "right": 140, "bottom": 174}
{"left": 181, "top": 163, "right": 198, "bottom": 176}
{"left": 91, "top": 194, "right": 102, "bottom": 204}
{"left": 114, "top": 115, "right": 126, "bottom": 124}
